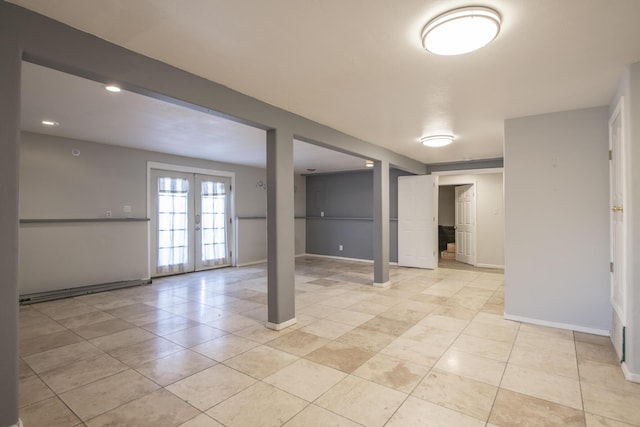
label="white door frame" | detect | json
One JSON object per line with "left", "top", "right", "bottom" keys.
{"left": 147, "top": 161, "right": 236, "bottom": 278}
{"left": 454, "top": 183, "right": 477, "bottom": 266}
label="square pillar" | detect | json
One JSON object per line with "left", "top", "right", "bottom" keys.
{"left": 373, "top": 160, "right": 390, "bottom": 287}
{"left": 0, "top": 42, "right": 21, "bottom": 427}
{"left": 265, "top": 128, "right": 296, "bottom": 329}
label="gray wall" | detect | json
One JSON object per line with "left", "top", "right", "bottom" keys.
{"left": 438, "top": 185, "right": 456, "bottom": 227}
{"left": 610, "top": 61, "right": 640, "bottom": 380}
{"left": 306, "top": 169, "right": 412, "bottom": 261}
{"left": 504, "top": 106, "right": 611, "bottom": 333}
{"left": 19, "top": 132, "right": 306, "bottom": 290}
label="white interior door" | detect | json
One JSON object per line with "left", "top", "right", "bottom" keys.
{"left": 455, "top": 184, "right": 476, "bottom": 266}
{"left": 398, "top": 175, "right": 437, "bottom": 269}
{"left": 610, "top": 100, "right": 626, "bottom": 329}
{"left": 151, "top": 169, "right": 231, "bottom": 277}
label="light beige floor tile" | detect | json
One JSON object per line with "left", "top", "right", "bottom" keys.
{"left": 379, "top": 307, "right": 428, "bottom": 323}
{"left": 234, "top": 323, "right": 293, "bottom": 343}
{"left": 353, "top": 352, "right": 429, "bottom": 393}
{"left": 419, "top": 314, "right": 469, "bottom": 333}
{"left": 40, "top": 353, "right": 128, "bottom": 394}
{"left": 124, "top": 308, "right": 177, "bottom": 326}
{"left": 347, "top": 300, "right": 391, "bottom": 315}
{"left": 57, "top": 311, "right": 116, "bottom": 329}
{"left": 71, "top": 318, "right": 135, "bottom": 339}
{"left": 206, "top": 382, "right": 307, "bottom": 426}
{"left": 305, "top": 341, "right": 375, "bottom": 373}
{"left": 267, "top": 330, "right": 330, "bottom": 356}
{"left": 297, "top": 304, "right": 342, "bottom": 319}
{"left": 108, "top": 336, "right": 184, "bottom": 367}
{"left": 387, "top": 396, "right": 485, "bottom": 427}
{"left": 316, "top": 375, "right": 407, "bottom": 427}
{"left": 412, "top": 369, "right": 498, "bottom": 421}
{"left": 575, "top": 332, "right": 613, "bottom": 346}
{"left": 331, "top": 309, "right": 375, "bottom": 326}
{"left": 191, "top": 334, "right": 259, "bottom": 361}
{"left": 206, "top": 313, "right": 260, "bottom": 332}
{"left": 19, "top": 357, "right": 35, "bottom": 380}
{"left": 578, "top": 360, "right": 640, "bottom": 395}
{"left": 86, "top": 389, "right": 199, "bottom": 427}
{"left": 19, "top": 396, "right": 81, "bottom": 427}
{"left": 582, "top": 381, "right": 640, "bottom": 425}
{"left": 489, "top": 389, "right": 585, "bottom": 426}
{"left": 162, "top": 324, "right": 228, "bottom": 347}
{"left": 519, "top": 323, "right": 575, "bottom": 340}
{"left": 585, "top": 413, "right": 636, "bottom": 426}
{"left": 264, "top": 358, "right": 347, "bottom": 401}
{"left": 89, "top": 327, "right": 156, "bottom": 352}
{"left": 104, "top": 302, "right": 158, "bottom": 319}
{"left": 141, "top": 315, "right": 200, "bottom": 336}
{"left": 59, "top": 369, "right": 160, "bottom": 421}
{"left": 359, "top": 316, "right": 414, "bottom": 337}
{"left": 301, "top": 318, "right": 356, "bottom": 339}
{"left": 19, "top": 318, "right": 68, "bottom": 340}
{"left": 224, "top": 345, "right": 298, "bottom": 379}
{"left": 509, "top": 332, "right": 579, "bottom": 379}
{"left": 283, "top": 404, "right": 362, "bottom": 427}
{"left": 336, "top": 327, "right": 397, "bottom": 352}
{"left": 34, "top": 298, "right": 99, "bottom": 320}
{"left": 401, "top": 324, "right": 459, "bottom": 348}
{"left": 576, "top": 341, "right": 620, "bottom": 366}
{"left": 380, "top": 337, "right": 442, "bottom": 366}
{"left": 501, "top": 363, "right": 583, "bottom": 410}
{"left": 19, "top": 329, "right": 85, "bottom": 356}
{"left": 166, "top": 364, "right": 256, "bottom": 411}
{"left": 431, "top": 303, "right": 477, "bottom": 321}
{"left": 434, "top": 350, "right": 506, "bottom": 386}
{"left": 462, "top": 321, "right": 518, "bottom": 344}
{"left": 135, "top": 349, "right": 216, "bottom": 386}
{"left": 450, "top": 334, "right": 513, "bottom": 362}
{"left": 23, "top": 341, "right": 104, "bottom": 374}
{"left": 178, "top": 413, "right": 225, "bottom": 427}
{"left": 19, "top": 374, "right": 54, "bottom": 407}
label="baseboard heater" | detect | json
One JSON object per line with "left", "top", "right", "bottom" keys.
{"left": 19, "top": 279, "right": 152, "bottom": 305}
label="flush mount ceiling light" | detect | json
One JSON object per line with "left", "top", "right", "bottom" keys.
{"left": 421, "top": 6, "right": 501, "bottom": 55}
{"left": 421, "top": 135, "right": 454, "bottom": 147}
{"left": 41, "top": 120, "right": 59, "bottom": 126}
{"left": 365, "top": 160, "right": 374, "bottom": 168}
{"left": 105, "top": 85, "right": 121, "bottom": 93}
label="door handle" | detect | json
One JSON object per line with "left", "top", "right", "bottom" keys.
{"left": 611, "top": 206, "right": 623, "bottom": 213}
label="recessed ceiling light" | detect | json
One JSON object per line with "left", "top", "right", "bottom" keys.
{"left": 105, "top": 85, "right": 121, "bottom": 93}
{"left": 422, "top": 6, "right": 501, "bottom": 55}
{"left": 421, "top": 135, "right": 454, "bottom": 147}
{"left": 41, "top": 120, "right": 59, "bottom": 126}
{"left": 365, "top": 160, "right": 374, "bottom": 168}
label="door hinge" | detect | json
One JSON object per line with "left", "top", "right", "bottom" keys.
{"left": 610, "top": 262, "right": 614, "bottom": 273}
{"left": 609, "top": 150, "right": 613, "bottom": 160}
{"left": 229, "top": 217, "right": 233, "bottom": 224}
{"left": 230, "top": 185, "right": 232, "bottom": 191}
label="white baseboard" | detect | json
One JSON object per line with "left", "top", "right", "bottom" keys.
{"left": 476, "top": 263, "right": 504, "bottom": 269}
{"left": 373, "top": 281, "right": 391, "bottom": 288}
{"left": 266, "top": 317, "right": 297, "bottom": 330}
{"left": 622, "top": 362, "right": 640, "bottom": 383}
{"left": 504, "top": 313, "right": 610, "bottom": 336}
{"left": 236, "top": 259, "right": 267, "bottom": 267}
{"left": 303, "top": 253, "right": 375, "bottom": 264}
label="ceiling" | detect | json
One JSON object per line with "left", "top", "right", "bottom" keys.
{"left": 12, "top": 0, "right": 640, "bottom": 170}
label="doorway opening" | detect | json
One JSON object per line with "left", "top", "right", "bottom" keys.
{"left": 438, "top": 183, "right": 477, "bottom": 267}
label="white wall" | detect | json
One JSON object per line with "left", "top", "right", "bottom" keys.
{"left": 504, "top": 106, "right": 610, "bottom": 334}
{"left": 19, "top": 132, "right": 306, "bottom": 292}
{"left": 438, "top": 172, "right": 504, "bottom": 268}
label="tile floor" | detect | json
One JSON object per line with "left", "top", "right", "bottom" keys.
{"left": 18, "top": 256, "right": 640, "bottom": 426}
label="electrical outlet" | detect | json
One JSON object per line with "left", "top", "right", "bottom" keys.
{"left": 106, "top": 210, "right": 112, "bottom": 218}
{"left": 339, "top": 244, "right": 343, "bottom": 251}
{"left": 321, "top": 211, "right": 324, "bottom": 217}
{"left": 123, "top": 205, "right": 131, "bottom": 213}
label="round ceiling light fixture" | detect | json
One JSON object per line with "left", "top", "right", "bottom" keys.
{"left": 41, "top": 120, "right": 59, "bottom": 126}
{"left": 421, "top": 135, "right": 454, "bottom": 147}
{"left": 105, "top": 85, "right": 121, "bottom": 93}
{"left": 364, "top": 160, "right": 374, "bottom": 168}
{"left": 421, "top": 6, "right": 501, "bottom": 55}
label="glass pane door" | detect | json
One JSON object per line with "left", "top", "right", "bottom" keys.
{"left": 151, "top": 170, "right": 195, "bottom": 275}
{"left": 195, "top": 174, "right": 231, "bottom": 270}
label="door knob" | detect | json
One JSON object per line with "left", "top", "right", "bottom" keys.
{"left": 611, "top": 206, "right": 623, "bottom": 212}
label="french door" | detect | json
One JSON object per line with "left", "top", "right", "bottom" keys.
{"left": 151, "top": 169, "right": 231, "bottom": 276}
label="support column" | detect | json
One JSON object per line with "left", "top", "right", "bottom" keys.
{"left": 265, "top": 128, "right": 297, "bottom": 330}
{"left": 373, "top": 160, "right": 390, "bottom": 287}
{"left": 0, "top": 42, "right": 21, "bottom": 427}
